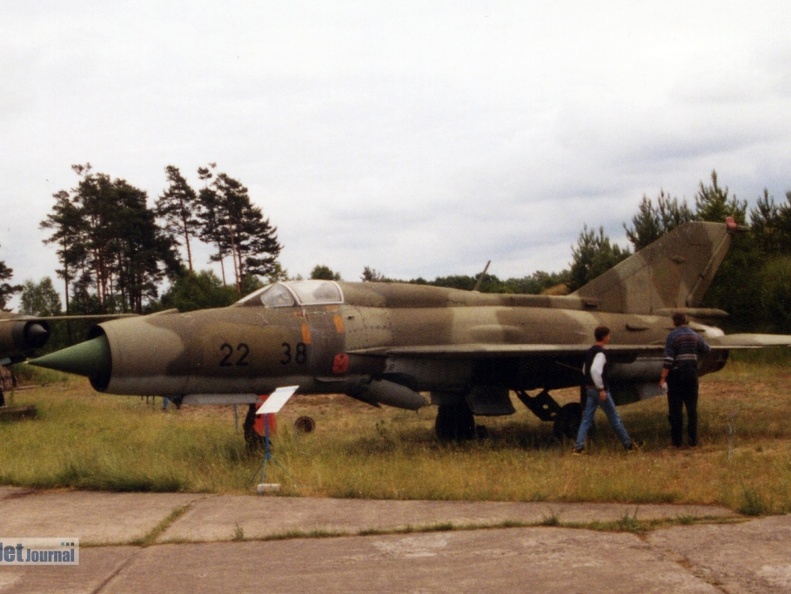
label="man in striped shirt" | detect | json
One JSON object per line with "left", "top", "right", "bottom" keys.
{"left": 659, "top": 313, "right": 711, "bottom": 448}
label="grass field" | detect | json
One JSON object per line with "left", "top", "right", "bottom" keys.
{"left": 2, "top": 355, "right": 791, "bottom": 515}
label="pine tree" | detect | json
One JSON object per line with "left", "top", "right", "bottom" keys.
{"left": 41, "top": 184, "right": 91, "bottom": 313}
{"left": 695, "top": 170, "right": 747, "bottom": 223}
{"left": 624, "top": 196, "right": 662, "bottom": 250}
{"left": 624, "top": 191, "right": 694, "bottom": 250}
{"left": 0, "top": 253, "right": 21, "bottom": 311}
{"left": 196, "top": 166, "right": 282, "bottom": 292}
{"left": 41, "top": 165, "right": 176, "bottom": 313}
{"left": 156, "top": 165, "right": 199, "bottom": 271}
{"left": 568, "top": 226, "right": 630, "bottom": 291}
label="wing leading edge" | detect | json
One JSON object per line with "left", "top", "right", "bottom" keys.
{"left": 347, "top": 344, "right": 665, "bottom": 358}
{"left": 348, "top": 334, "right": 791, "bottom": 359}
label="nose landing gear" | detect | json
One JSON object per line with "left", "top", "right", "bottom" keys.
{"left": 515, "top": 389, "right": 582, "bottom": 439}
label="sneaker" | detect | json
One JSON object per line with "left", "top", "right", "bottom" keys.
{"left": 625, "top": 441, "right": 644, "bottom": 452}
{"left": 572, "top": 448, "right": 584, "bottom": 455}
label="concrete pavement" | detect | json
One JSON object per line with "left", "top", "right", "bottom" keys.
{"left": 1, "top": 486, "right": 790, "bottom": 592}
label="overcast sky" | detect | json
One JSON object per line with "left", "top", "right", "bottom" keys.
{"left": 3, "top": 1, "right": 791, "bottom": 306}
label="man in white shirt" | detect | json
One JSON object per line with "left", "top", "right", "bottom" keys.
{"left": 573, "top": 325, "right": 637, "bottom": 454}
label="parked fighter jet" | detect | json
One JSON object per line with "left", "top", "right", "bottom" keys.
{"left": 0, "top": 313, "right": 137, "bottom": 366}
{"left": 0, "top": 314, "right": 50, "bottom": 365}
{"left": 30, "top": 219, "right": 791, "bottom": 439}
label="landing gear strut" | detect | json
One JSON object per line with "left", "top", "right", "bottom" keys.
{"left": 515, "top": 389, "right": 582, "bottom": 439}
{"left": 435, "top": 400, "right": 476, "bottom": 441}
{"left": 243, "top": 404, "right": 264, "bottom": 453}
{"left": 433, "top": 388, "right": 584, "bottom": 441}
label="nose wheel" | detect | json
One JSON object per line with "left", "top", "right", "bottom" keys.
{"left": 552, "top": 402, "right": 582, "bottom": 439}
{"left": 516, "top": 389, "right": 583, "bottom": 440}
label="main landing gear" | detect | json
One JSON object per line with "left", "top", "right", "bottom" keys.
{"left": 435, "top": 400, "right": 476, "bottom": 441}
{"left": 433, "top": 389, "right": 582, "bottom": 441}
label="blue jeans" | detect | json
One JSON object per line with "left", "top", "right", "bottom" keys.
{"left": 574, "top": 387, "right": 632, "bottom": 450}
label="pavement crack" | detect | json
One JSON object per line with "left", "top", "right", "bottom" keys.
{"left": 651, "top": 544, "right": 729, "bottom": 593}
{"left": 90, "top": 549, "right": 143, "bottom": 594}
{"left": 131, "top": 500, "right": 195, "bottom": 547}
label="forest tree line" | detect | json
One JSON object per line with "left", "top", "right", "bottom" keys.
{"left": 10, "top": 163, "right": 282, "bottom": 316}
{"left": 314, "top": 171, "right": 791, "bottom": 333}
{"left": 3, "top": 168, "right": 791, "bottom": 336}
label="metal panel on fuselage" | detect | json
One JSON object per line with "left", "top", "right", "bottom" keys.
{"left": 340, "top": 304, "right": 676, "bottom": 394}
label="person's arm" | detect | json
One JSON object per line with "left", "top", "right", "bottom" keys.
{"left": 660, "top": 332, "right": 674, "bottom": 389}
{"left": 590, "top": 352, "right": 607, "bottom": 400}
{"left": 660, "top": 357, "right": 670, "bottom": 386}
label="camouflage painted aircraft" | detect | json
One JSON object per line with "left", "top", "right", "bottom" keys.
{"left": 0, "top": 313, "right": 50, "bottom": 366}
{"left": 30, "top": 219, "right": 791, "bottom": 439}
{"left": 0, "top": 313, "right": 136, "bottom": 366}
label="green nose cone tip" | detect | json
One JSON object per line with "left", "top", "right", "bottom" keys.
{"left": 30, "top": 335, "right": 111, "bottom": 379}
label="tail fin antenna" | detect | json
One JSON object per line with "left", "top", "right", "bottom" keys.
{"left": 472, "top": 261, "right": 491, "bottom": 292}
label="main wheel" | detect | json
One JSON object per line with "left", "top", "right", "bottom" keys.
{"left": 553, "top": 402, "right": 582, "bottom": 440}
{"left": 435, "top": 401, "right": 476, "bottom": 441}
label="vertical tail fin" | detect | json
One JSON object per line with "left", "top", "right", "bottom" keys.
{"left": 572, "top": 219, "right": 740, "bottom": 314}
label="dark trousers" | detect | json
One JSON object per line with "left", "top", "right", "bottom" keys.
{"left": 667, "top": 367, "right": 699, "bottom": 447}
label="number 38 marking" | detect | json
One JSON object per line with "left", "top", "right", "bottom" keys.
{"left": 281, "top": 342, "right": 308, "bottom": 365}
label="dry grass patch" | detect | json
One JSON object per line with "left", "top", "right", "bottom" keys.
{"left": 2, "top": 355, "right": 791, "bottom": 515}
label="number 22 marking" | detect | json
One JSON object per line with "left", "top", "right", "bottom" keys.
{"left": 219, "top": 343, "right": 250, "bottom": 367}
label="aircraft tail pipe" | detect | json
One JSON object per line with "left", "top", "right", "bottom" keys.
{"left": 0, "top": 320, "right": 50, "bottom": 362}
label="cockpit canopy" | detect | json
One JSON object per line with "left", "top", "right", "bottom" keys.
{"left": 235, "top": 280, "right": 344, "bottom": 308}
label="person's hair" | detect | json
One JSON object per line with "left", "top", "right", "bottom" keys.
{"left": 594, "top": 325, "right": 610, "bottom": 342}
{"left": 672, "top": 312, "right": 688, "bottom": 327}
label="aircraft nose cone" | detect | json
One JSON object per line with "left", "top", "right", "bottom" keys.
{"left": 30, "top": 335, "right": 111, "bottom": 386}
